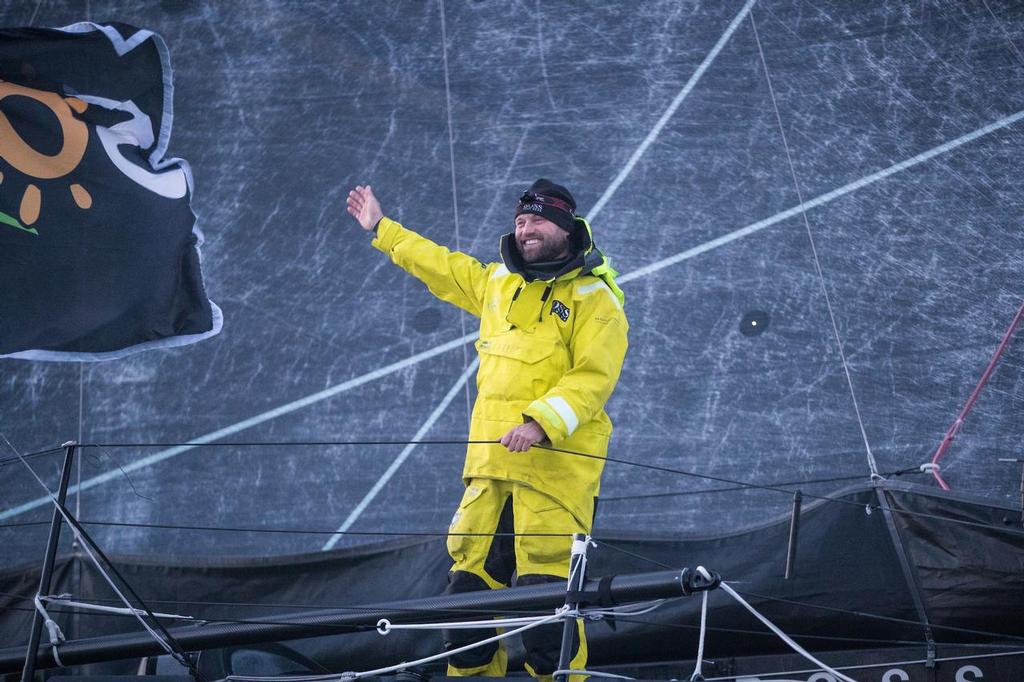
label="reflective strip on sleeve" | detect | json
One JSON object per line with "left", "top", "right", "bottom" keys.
{"left": 530, "top": 400, "right": 562, "bottom": 437}
{"left": 577, "top": 280, "right": 621, "bottom": 308}
{"left": 545, "top": 396, "right": 579, "bottom": 435}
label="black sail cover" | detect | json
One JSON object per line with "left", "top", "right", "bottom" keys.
{"left": 1, "top": 482, "right": 1022, "bottom": 676}
{"left": 0, "top": 23, "right": 220, "bottom": 360}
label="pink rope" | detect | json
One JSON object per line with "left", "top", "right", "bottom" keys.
{"left": 930, "top": 298, "right": 1024, "bottom": 490}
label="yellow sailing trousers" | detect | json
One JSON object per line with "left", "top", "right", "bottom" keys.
{"left": 444, "top": 478, "right": 589, "bottom": 681}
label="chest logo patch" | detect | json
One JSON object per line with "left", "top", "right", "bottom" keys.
{"left": 550, "top": 299, "right": 571, "bottom": 322}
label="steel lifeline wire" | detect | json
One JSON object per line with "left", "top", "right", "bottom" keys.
{"left": 7, "top": 437, "right": 1024, "bottom": 678}
{"left": 10, "top": 583, "right": 1024, "bottom": 650}
{"left": 14, "top": 434, "right": 1019, "bottom": 591}
{"left": 6, "top": 601, "right": 981, "bottom": 652}
{"left": 69, "top": 438, "right": 1024, "bottom": 539}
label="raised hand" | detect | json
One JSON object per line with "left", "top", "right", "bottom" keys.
{"left": 346, "top": 184, "right": 384, "bottom": 231}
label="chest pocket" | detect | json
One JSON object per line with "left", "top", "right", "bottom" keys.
{"left": 475, "top": 333, "right": 568, "bottom": 400}
{"left": 476, "top": 336, "right": 555, "bottom": 364}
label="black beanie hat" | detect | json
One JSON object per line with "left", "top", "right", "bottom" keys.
{"left": 515, "top": 179, "right": 578, "bottom": 234}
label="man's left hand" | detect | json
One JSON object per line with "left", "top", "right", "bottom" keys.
{"left": 500, "top": 421, "right": 548, "bottom": 452}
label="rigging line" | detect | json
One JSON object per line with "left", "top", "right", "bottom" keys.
{"left": 691, "top": 589, "right": 709, "bottom": 682}
{"left": 79, "top": 437, "right": 890, "bottom": 498}
{"left": 352, "top": 609, "right": 567, "bottom": 679}
{"left": 735, "top": 589, "right": 1024, "bottom": 644}
{"left": 7, "top": 473, "right": 1022, "bottom": 544}
{"left": 599, "top": 466, "right": 923, "bottom": 502}
{"left": 750, "top": 10, "right": 878, "bottom": 479}
{"left": 437, "top": 0, "right": 473, "bottom": 421}
{"left": 213, "top": 610, "right": 570, "bottom": 681}
{"left": 0, "top": 447, "right": 66, "bottom": 467}
{"left": 553, "top": 670, "right": 632, "bottom": 681}
{"left": 0, "top": 604, "right": 373, "bottom": 633}
{"left": 719, "top": 579, "right": 857, "bottom": 681}
{"left": 91, "top": 445, "right": 154, "bottom": 502}
{"left": 5, "top": 473, "right": 1021, "bottom": 544}
{"left": 40, "top": 504, "right": 207, "bottom": 678}
{"left": 593, "top": 539, "right": 679, "bottom": 571}
{"left": 322, "top": 358, "right": 479, "bottom": 551}
{"left": 67, "top": 519, "right": 571, "bottom": 537}
{"left": 0, "top": 593, "right": 577, "bottom": 619}
{"left": 537, "top": 443, "right": 1024, "bottom": 539}
{"left": 930, "top": 297, "right": 1024, "bottom": 489}
{"left": 80, "top": 439, "right": 500, "bottom": 447}
{"left": 6, "top": 111, "right": 1022, "bottom": 526}
{"left": 76, "top": 439, "right": 921, "bottom": 501}
{"left": 9, "top": 596, "right": 1022, "bottom": 652}
{"left": 981, "top": 0, "right": 1024, "bottom": 68}
{"left": 378, "top": 610, "right": 561, "bottom": 632}
{"left": 10, "top": 603, "right": 982, "bottom": 654}
{"left": 10, "top": 448, "right": 204, "bottom": 679}
{"left": 12, "top": 447, "right": 1022, "bottom": 541}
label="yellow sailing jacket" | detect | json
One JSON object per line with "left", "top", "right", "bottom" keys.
{"left": 372, "top": 217, "right": 628, "bottom": 527}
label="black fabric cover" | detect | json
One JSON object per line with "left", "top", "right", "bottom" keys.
{"left": 2, "top": 482, "right": 1022, "bottom": 675}
{"left": 0, "top": 24, "right": 219, "bottom": 359}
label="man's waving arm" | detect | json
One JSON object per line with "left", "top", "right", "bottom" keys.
{"left": 346, "top": 185, "right": 489, "bottom": 317}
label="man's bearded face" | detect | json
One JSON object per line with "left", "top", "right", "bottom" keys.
{"left": 514, "top": 214, "right": 572, "bottom": 263}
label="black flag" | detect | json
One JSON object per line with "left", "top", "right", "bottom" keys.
{"left": 0, "top": 22, "right": 221, "bottom": 360}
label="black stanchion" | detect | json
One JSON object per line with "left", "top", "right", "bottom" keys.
{"left": 556, "top": 533, "right": 588, "bottom": 682}
{"left": 21, "top": 441, "right": 77, "bottom": 682}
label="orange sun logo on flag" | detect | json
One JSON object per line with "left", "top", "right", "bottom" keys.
{"left": 0, "top": 79, "right": 92, "bottom": 235}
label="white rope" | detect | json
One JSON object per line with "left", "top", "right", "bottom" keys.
{"left": 50, "top": 643, "right": 64, "bottom": 668}
{"left": 41, "top": 595, "right": 197, "bottom": 621}
{"left": 583, "top": 599, "right": 667, "bottom": 618}
{"left": 222, "top": 608, "right": 568, "bottom": 682}
{"left": 690, "top": 588, "right": 709, "bottom": 681}
{"left": 717, "top": 580, "right": 856, "bottom": 682}
{"left": 377, "top": 609, "right": 561, "bottom": 633}
{"left": 569, "top": 536, "right": 594, "bottom": 593}
{"left": 346, "top": 608, "right": 568, "bottom": 679}
{"left": 223, "top": 676, "right": 332, "bottom": 682}
{"left": 33, "top": 595, "right": 67, "bottom": 644}
{"left": 553, "top": 669, "right": 634, "bottom": 680}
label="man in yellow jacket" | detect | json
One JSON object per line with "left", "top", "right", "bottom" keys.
{"left": 346, "top": 179, "right": 628, "bottom": 680}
